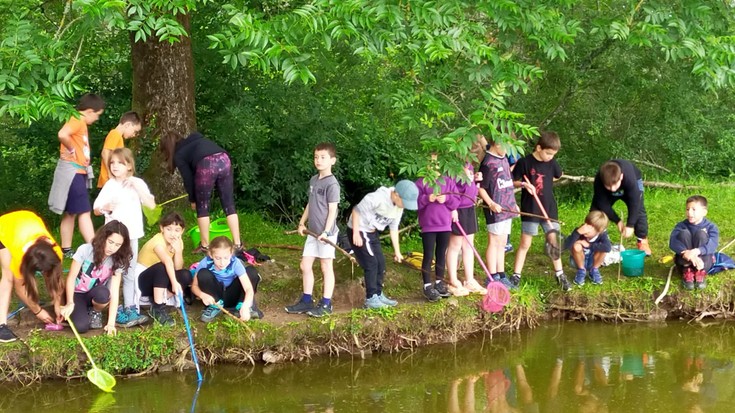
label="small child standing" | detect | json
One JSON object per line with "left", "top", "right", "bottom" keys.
{"left": 136, "top": 212, "right": 192, "bottom": 326}
{"left": 192, "top": 236, "right": 261, "bottom": 322}
{"left": 285, "top": 143, "right": 341, "bottom": 317}
{"left": 415, "top": 154, "right": 460, "bottom": 301}
{"left": 48, "top": 93, "right": 106, "bottom": 258}
{"left": 60, "top": 221, "right": 133, "bottom": 335}
{"left": 347, "top": 180, "right": 418, "bottom": 309}
{"left": 94, "top": 148, "right": 156, "bottom": 327}
{"left": 478, "top": 135, "right": 519, "bottom": 288}
{"left": 510, "top": 131, "right": 569, "bottom": 291}
{"left": 97, "top": 111, "right": 141, "bottom": 188}
{"left": 669, "top": 195, "right": 719, "bottom": 290}
{"left": 591, "top": 159, "right": 652, "bottom": 256}
{"left": 564, "top": 211, "right": 612, "bottom": 286}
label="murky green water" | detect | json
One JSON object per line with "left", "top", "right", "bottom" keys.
{"left": 2, "top": 321, "right": 735, "bottom": 412}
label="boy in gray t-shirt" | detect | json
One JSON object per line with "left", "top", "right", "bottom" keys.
{"left": 285, "top": 143, "right": 341, "bottom": 317}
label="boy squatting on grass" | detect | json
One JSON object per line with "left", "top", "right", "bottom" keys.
{"left": 510, "top": 131, "right": 568, "bottom": 291}
{"left": 564, "top": 210, "right": 612, "bottom": 286}
{"left": 285, "top": 142, "right": 340, "bottom": 318}
{"left": 669, "top": 195, "right": 719, "bottom": 290}
{"left": 591, "top": 159, "right": 652, "bottom": 256}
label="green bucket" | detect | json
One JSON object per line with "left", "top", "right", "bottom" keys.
{"left": 187, "top": 218, "right": 233, "bottom": 248}
{"left": 621, "top": 249, "right": 646, "bottom": 277}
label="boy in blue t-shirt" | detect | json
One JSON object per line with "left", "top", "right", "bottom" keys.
{"left": 191, "top": 236, "right": 262, "bottom": 322}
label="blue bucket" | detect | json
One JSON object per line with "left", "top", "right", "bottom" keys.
{"left": 621, "top": 249, "right": 646, "bottom": 277}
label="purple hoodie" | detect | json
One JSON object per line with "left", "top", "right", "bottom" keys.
{"left": 416, "top": 176, "right": 460, "bottom": 233}
{"left": 452, "top": 164, "right": 479, "bottom": 208}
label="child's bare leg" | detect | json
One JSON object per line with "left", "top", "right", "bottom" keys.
{"left": 197, "top": 216, "right": 210, "bottom": 247}
{"left": 300, "top": 256, "right": 316, "bottom": 295}
{"left": 60, "top": 212, "right": 76, "bottom": 249}
{"left": 319, "top": 258, "right": 335, "bottom": 299}
{"left": 485, "top": 233, "right": 494, "bottom": 276}
{"left": 571, "top": 242, "right": 587, "bottom": 269}
{"left": 461, "top": 233, "right": 476, "bottom": 281}
{"left": 225, "top": 213, "right": 241, "bottom": 246}
{"left": 592, "top": 251, "right": 606, "bottom": 269}
{"left": 513, "top": 233, "right": 533, "bottom": 274}
{"left": 494, "top": 233, "right": 507, "bottom": 273}
{"left": 446, "top": 234, "right": 463, "bottom": 285}
{"left": 153, "top": 286, "right": 168, "bottom": 305}
{"left": 77, "top": 212, "right": 95, "bottom": 243}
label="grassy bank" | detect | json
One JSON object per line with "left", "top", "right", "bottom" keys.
{"left": 1, "top": 182, "right": 735, "bottom": 382}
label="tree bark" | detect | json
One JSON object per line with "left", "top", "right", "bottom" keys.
{"left": 131, "top": 13, "right": 196, "bottom": 201}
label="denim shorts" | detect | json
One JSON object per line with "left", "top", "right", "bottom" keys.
{"left": 521, "top": 220, "right": 561, "bottom": 236}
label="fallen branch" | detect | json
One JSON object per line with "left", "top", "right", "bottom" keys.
{"left": 654, "top": 265, "right": 675, "bottom": 306}
{"left": 557, "top": 175, "right": 699, "bottom": 190}
{"left": 633, "top": 159, "right": 671, "bottom": 173}
{"left": 379, "top": 223, "right": 418, "bottom": 240}
{"left": 251, "top": 243, "right": 301, "bottom": 251}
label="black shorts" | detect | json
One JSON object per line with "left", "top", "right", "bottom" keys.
{"left": 451, "top": 206, "right": 478, "bottom": 236}
{"left": 64, "top": 173, "right": 92, "bottom": 214}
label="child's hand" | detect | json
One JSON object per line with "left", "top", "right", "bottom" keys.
{"left": 190, "top": 202, "right": 196, "bottom": 210}
{"left": 60, "top": 304, "right": 74, "bottom": 320}
{"left": 489, "top": 202, "right": 502, "bottom": 213}
{"left": 172, "top": 237, "right": 184, "bottom": 254}
{"left": 104, "top": 323, "right": 117, "bottom": 336}
{"left": 577, "top": 239, "right": 590, "bottom": 248}
{"left": 429, "top": 194, "right": 437, "bottom": 202}
{"left": 36, "top": 308, "right": 54, "bottom": 324}
{"left": 436, "top": 194, "right": 446, "bottom": 204}
{"left": 352, "top": 232, "right": 363, "bottom": 248}
{"left": 451, "top": 210, "right": 459, "bottom": 222}
{"left": 239, "top": 305, "right": 251, "bottom": 321}
{"left": 474, "top": 172, "right": 483, "bottom": 182}
{"left": 522, "top": 181, "right": 536, "bottom": 195}
{"left": 394, "top": 252, "right": 404, "bottom": 263}
{"left": 297, "top": 223, "right": 307, "bottom": 236}
{"left": 201, "top": 293, "right": 215, "bottom": 306}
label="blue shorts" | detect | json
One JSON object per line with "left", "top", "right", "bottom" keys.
{"left": 64, "top": 173, "right": 91, "bottom": 214}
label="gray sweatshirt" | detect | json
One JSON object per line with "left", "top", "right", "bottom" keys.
{"left": 347, "top": 187, "right": 404, "bottom": 232}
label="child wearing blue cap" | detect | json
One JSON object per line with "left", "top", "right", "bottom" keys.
{"left": 347, "top": 180, "right": 418, "bottom": 309}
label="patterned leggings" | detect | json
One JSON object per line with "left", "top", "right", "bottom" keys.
{"left": 194, "top": 152, "right": 236, "bottom": 218}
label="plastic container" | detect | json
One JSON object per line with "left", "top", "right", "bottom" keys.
{"left": 187, "top": 218, "right": 233, "bottom": 248}
{"left": 621, "top": 249, "right": 646, "bottom": 277}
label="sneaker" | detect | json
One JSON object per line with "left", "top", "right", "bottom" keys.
{"left": 464, "top": 279, "right": 487, "bottom": 294}
{"left": 233, "top": 243, "right": 244, "bottom": 255}
{"left": 556, "top": 273, "right": 571, "bottom": 292}
{"left": 62, "top": 248, "right": 75, "bottom": 259}
{"left": 423, "top": 285, "right": 441, "bottom": 302}
{"left": 682, "top": 267, "right": 695, "bottom": 290}
{"left": 149, "top": 305, "right": 174, "bottom": 326}
{"left": 497, "top": 274, "right": 516, "bottom": 290}
{"left": 88, "top": 309, "right": 103, "bottom": 329}
{"left": 573, "top": 268, "right": 586, "bottom": 286}
{"left": 504, "top": 242, "right": 514, "bottom": 253}
{"left": 250, "top": 305, "right": 264, "bottom": 320}
{"left": 509, "top": 274, "right": 521, "bottom": 288}
{"left": 637, "top": 238, "right": 652, "bottom": 257}
{"left": 118, "top": 306, "right": 149, "bottom": 328}
{"left": 378, "top": 292, "right": 398, "bottom": 306}
{"left": 364, "top": 294, "right": 389, "bottom": 309}
{"left": 447, "top": 282, "right": 470, "bottom": 297}
{"left": 434, "top": 280, "right": 450, "bottom": 298}
{"left": 200, "top": 304, "right": 222, "bottom": 323}
{"left": 192, "top": 244, "right": 209, "bottom": 255}
{"left": 284, "top": 299, "right": 314, "bottom": 314}
{"left": 306, "top": 302, "right": 333, "bottom": 318}
{"left": 589, "top": 268, "right": 603, "bottom": 285}
{"left": 0, "top": 324, "right": 18, "bottom": 343}
{"left": 695, "top": 269, "right": 707, "bottom": 290}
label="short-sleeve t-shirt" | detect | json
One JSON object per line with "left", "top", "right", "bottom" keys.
{"left": 97, "top": 129, "right": 124, "bottom": 188}
{"left": 0, "top": 211, "right": 62, "bottom": 279}
{"left": 59, "top": 116, "right": 90, "bottom": 174}
{"left": 512, "top": 154, "right": 563, "bottom": 221}
{"left": 72, "top": 243, "right": 119, "bottom": 293}
{"left": 137, "top": 233, "right": 172, "bottom": 267}
{"left": 307, "top": 174, "right": 340, "bottom": 235}
{"left": 93, "top": 177, "right": 152, "bottom": 240}
{"left": 479, "top": 151, "right": 517, "bottom": 224}
{"left": 195, "top": 255, "right": 246, "bottom": 288}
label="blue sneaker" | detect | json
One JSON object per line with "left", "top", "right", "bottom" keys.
{"left": 589, "top": 268, "right": 603, "bottom": 285}
{"left": 504, "top": 242, "right": 514, "bottom": 253}
{"left": 365, "top": 294, "right": 389, "bottom": 309}
{"left": 117, "top": 306, "right": 149, "bottom": 328}
{"left": 378, "top": 292, "right": 398, "bottom": 306}
{"left": 200, "top": 303, "right": 222, "bottom": 323}
{"left": 497, "top": 274, "right": 517, "bottom": 290}
{"left": 573, "top": 268, "right": 586, "bottom": 286}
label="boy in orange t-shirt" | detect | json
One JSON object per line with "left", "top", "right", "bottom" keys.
{"left": 55, "top": 93, "right": 105, "bottom": 257}
{"left": 97, "top": 111, "right": 141, "bottom": 188}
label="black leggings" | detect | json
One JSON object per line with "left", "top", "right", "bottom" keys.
{"left": 348, "top": 229, "right": 385, "bottom": 299}
{"left": 195, "top": 152, "right": 236, "bottom": 218}
{"left": 421, "top": 231, "right": 450, "bottom": 284}
{"left": 196, "top": 267, "right": 261, "bottom": 307}
{"left": 71, "top": 284, "right": 110, "bottom": 333}
{"left": 138, "top": 262, "right": 193, "bottom": 302}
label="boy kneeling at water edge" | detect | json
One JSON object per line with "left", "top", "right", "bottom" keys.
{"left": 669, "top": 195, "right": 719, "bottom": 290}
{"left": 564, "top": 211, "right": 611, "bottom": 286}
{"left": 192, "top": 236, "right": 261, "bottom": 322}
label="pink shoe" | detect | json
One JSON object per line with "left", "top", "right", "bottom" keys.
{"left": 45, "top": 323, "right": 63, "bottom": 331}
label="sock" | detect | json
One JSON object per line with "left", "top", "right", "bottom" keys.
{"left": 498, "top": 272, "right": 507, "bottom": 279}
{"left": 423, "top": 283, "right": 432, "bottom": 289}
{"left": 62, "top": 247, "right": 72, "bottom": 254}
{"left": 513, "top": 273, "right": 521, "bottom": 278}
{"left": 321, "top": 297, "right": 331, "bottom": 307}
{"left": 555, "top": 270, "right": 564, "bottom": 277}
{"left": 490, "top": 273, "right": 498, "bottom": 281}
{"left": 434, "top": 279, "right": 443, "bottom": 285}
{"left": 301, "top": 293, "right": 313, "bottom": 303}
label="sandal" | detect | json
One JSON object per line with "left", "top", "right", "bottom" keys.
{"left": 447, "top": 281, "right": 470, "bottom": 297}
{"left": 464, "top": 279, "right": 487, "bottom": 295}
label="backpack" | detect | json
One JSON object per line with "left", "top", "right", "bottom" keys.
{"left": 708, "top": 252, "right": 735, "bottom": 275}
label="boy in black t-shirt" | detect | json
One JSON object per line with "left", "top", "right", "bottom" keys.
{"left": 510, "top": 132, "right": 569, "bottom": 291}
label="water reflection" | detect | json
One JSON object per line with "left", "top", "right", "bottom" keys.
{"left": 2, "top": 322, "right": 735, "bottom": 412}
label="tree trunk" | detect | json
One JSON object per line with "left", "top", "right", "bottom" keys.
{"left": 131, "top": 13, "right": 196, "bottom": 202}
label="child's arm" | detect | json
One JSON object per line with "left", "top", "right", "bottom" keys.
{"left": 669, "top": 223, "right": 687, "bottom": 254}
{"left": 563, "top": 227, "right": 582, "bottom": 251}
{"left": 297, "top": 205, "right": 309, "bottom": 236}
{"left": 60, "top": 258, "right": 82, "bottom": 320}
{"left": 57, "top": 121, "right": 79, "bottom": 153}
{"left": 389, "top": 228, "right": 403, "bottom": 263}
{"left": 320, "top": 202, "right": 338, "bottom": 242}
{"left": 191, "top": 274, "right": 216, "bottom": 306}
{"left": 351, "top": 209, "right": 363, "bottom": 247}
{"left": 93, "top": 182, "right": 115, "bottom": 216}
{"left": 478, "top": 188, "right": 502, "bottom": 213}
{"left": 153, "top": 241, "right": 184, "bottom": 293}
{"left": 236, "top": 262, "right": 254, "bottom": 321}
{"left": 105, "top": 270, "right": 122, "bottom": 336}
{"left": 129, "top": 178, "right": 156, "bottom": 209}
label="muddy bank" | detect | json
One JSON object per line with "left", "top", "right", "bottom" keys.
{"left": 0, "top": 254, "right": 732, "bottom": 383}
